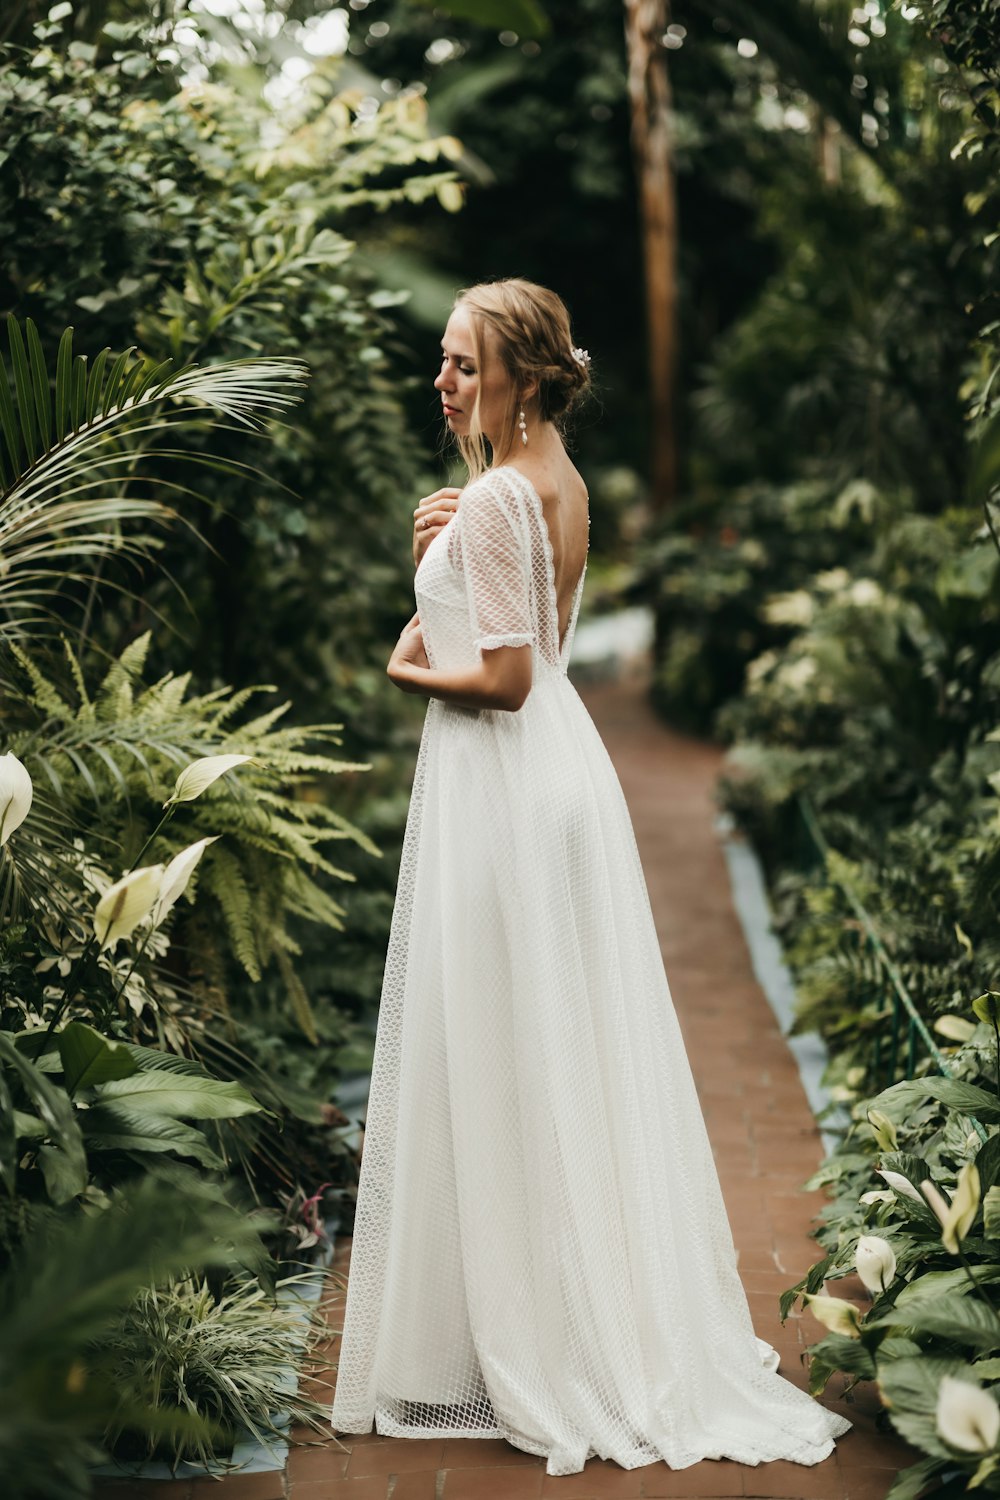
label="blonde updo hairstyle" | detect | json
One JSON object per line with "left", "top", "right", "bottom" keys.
{"left": 450, "top": 278, "right": 592, "bottom": 482}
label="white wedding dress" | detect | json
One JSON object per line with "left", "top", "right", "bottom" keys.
{"left": 330, "top": 464, "right": 850, "bottom": 1476}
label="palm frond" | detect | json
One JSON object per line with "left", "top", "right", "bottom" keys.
{"left": 0, "top": 316, "right": 308, "bottom": 641}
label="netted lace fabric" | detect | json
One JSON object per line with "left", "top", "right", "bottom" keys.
{"left": 330, "top": 465, "right": 850, "bottom": 1475}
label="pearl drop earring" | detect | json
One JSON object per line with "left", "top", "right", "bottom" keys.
{"left": 518, "top": 408, "right": 527, "bottom": 446}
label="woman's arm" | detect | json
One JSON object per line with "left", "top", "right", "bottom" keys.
{"left": 387, "top": 614, "right": 532, "bottom": 713}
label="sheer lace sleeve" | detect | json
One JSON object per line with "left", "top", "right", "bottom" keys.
{"left": 453, "top": 471, "right": 534, "bottom": 655}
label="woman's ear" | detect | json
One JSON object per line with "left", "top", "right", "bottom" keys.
{"left": 520, "top": 380, "right": 540, "bottom": 404}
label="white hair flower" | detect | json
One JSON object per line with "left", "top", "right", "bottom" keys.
{"left": 570, "top": 347, "right": 591, "bottom": 367}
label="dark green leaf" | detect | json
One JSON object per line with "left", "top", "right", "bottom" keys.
{"left": 870, "top": 1077, "right": 1000, "bottom": 1123}
{"left": 93, "top": 1070, "right": 263, "bottom": 1120}
{"left": 57, "top": 1022, "right": 137, "bottom": 1095}
{"left": 85, "top": 347, "right": 110, "bottom": 427}
{"left": 873, "top": 1292, "right": 1000, "bottom": 1351}
{"left": 7, "top": 316, "right": 37, "bottom": 465}
{"left": 976, "top": 1135, "right": 1000, "bottom": 1193}
{"left": 405, "top": 0, "right": 549, "bottom": 39}
{"left": 54, "top": 325, "right": 72, "bottom": 438}
{"left": 0, "top": 1033, "right": 86, "bottom": 1204}
{"left": 877, "top": 1355, "right": 969, "bottom": 1460}
{"left": 81, "top": 1105, "right": 223, "bottom": 1168}
{"left": 885, "top": 1457, "right": 950, "bottom": 1500}
{"left": 25, "top": 318, "right": 51, "bottom": 453}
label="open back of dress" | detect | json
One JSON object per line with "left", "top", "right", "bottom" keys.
{"left": 330, "top": 465, "right": 850, "bottom": 1476}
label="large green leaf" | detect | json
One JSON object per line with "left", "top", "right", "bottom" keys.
{"left": 57, "top": 1022, "right": 137, "bottom": 1095}
{"left": 807, "top": 1331, "right": 877, "bottom": 1382}
{"left": 977, "top": 1134, "right": 1000, "bottom": 1193}
{"left": 877, "top": 1355, "right": 969, "bottom": 1460}
{"left": 869, "top": 1077, "right": 1000, "bottom": 1123}
{"left": 81, "top": 1105, "right": 223, "bottom": 1169}
{"left": 406, "top": 0, "right": 549, "bottom": 38}
{"left": 874, "top": 1293, "right": 1000, "bottom": 1352}
{"left": 880, "top": 1150, "right": 934, "bottom": 1192}
{"left": 0, "top": 1033, "right": 86, "bottom": 1204}
{"left": 885, "top": 1457, "right": 950, "bottom": 1500}
{"left": 124, "top": 1043, "right": 216, "bottom": 1076}
{"left": 93, "top": 1070, "right": 263, "bottom": 1120}
{"left": 895, "top": 1266, "right": 1000, "bottom": 1309}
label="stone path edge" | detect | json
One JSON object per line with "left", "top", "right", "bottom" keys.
{"left": 716, "top": 819, "right": 850, "bottom": 1155}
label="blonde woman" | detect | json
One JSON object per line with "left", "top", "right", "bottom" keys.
{"left": 330, "top": 278, "right": 850, "bottom": 1476}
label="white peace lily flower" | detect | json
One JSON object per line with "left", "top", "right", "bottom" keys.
{"left": 0, "top": 752, "right": 32, "bottom": 845}
{"left": 805, "top": 1293, "right": 861, "bottom": 1339}
{"left": 859, "top": 1189, "right": 894, "bottom": 1206}
{"left": 150, "top": 836, "right": 219, "bottom": 926}
{"left": 877, "top": 1169, "right": 924, "bottom": 1205}
{"left": 867, "top": 1108, "right": 898, "bottom": 1152}
{"left": 167, "top": 754, "right": 253, "bottom": 805}
{"left": 936, "top": 1376, "right": 1000, "bottom": 1454}
{"left": 921, "top": 1165, "right": 981, "bottom": 1255}
{"left": 854, "top": 1235, "right": 897, "bottom": 1295}
{"left": 814, "top": 567, "right": 851, "bottom": 593}
{"left": 777, "top": 656, "right": 817, "bottom": 692}
{"left": 848, "top": 578, "right": 884, "bottom": 608}
{"left": 762, "top": 589, "right": 815, "bottom": 627}
{"left": 93, "top": 864, "right": 166, "bottom": 950}
{"left": 746, "top": 649, "right": 779, "bottom": 685}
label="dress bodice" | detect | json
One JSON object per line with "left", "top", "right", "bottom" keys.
{"left": 414, "top": 465, "right": 587, "bottom": 683}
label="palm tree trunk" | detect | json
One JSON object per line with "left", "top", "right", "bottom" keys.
{"left": 623, "top": 0, "right": 678, "bottom": 509}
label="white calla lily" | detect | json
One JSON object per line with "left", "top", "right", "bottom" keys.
{"left": 166, "top": 754, "right": 253, "bottom": 805}
{"left": 93, "top": 864, "right": 166, "bottom": 950}
{"left": 877, "top": 1169, "right": 925, "bottom": 1205}
{"left": 151, "top": 837, "right": 219, "bottom": 926}
{"left": 805, "top": 1293, "right": 861, "bottom": 1339}
{"left": 936, "top": 1375, "right": 1000, "bottom": 1454}
{"left": 922, "top": 1166, "right": 981, "bottom": 1255}
{"left": 0, "top": 752, "right": 32, "bottom": 845}
{"left": 867, "top": 1108, "right": 898, "bottom": 1152}
{"left": 854, "top": 1235, "right": 897, "bottom": 1295}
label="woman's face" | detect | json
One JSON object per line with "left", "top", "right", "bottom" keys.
{"left": 434, "top": 305, "right": 512, "bottom": 446}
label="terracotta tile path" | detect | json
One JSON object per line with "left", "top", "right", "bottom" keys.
{"left": 97, "top": 674, "right": 915, "bottom": 1500}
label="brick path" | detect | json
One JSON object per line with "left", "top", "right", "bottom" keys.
{"left": 98, "top": 675, "right": 914, "bottom": 1500}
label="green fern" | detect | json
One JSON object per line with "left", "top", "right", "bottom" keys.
{"left": 3, "top": 632, "right": 378, "bottom": 1027}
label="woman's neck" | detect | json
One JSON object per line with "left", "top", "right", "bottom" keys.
{"left": 490, "top": 421, "right": 564, "bottom": 471}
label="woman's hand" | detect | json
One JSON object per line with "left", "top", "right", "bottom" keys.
{"left": 413, "top": 487, "right": 461, "bottom": 567}
{"left": 388, "top": 612, "right": 429, "bottom": 685}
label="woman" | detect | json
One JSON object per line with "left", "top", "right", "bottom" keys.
{"left": 330, "top": 278, "right": 851, "bottom": 1476}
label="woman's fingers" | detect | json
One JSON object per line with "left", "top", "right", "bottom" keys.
{"left": 415, "top": 509, "right": 454, "bottom": 534}
{"left": 413, "top": 488, "right": 460, "bottom": 527}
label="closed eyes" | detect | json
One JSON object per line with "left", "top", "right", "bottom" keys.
{"left": 440, "top": 351, "right": 476, "bottom": 375}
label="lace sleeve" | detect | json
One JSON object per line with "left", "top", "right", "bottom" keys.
{"left": 454, "top": 472, "right": 535, "bottom": 655}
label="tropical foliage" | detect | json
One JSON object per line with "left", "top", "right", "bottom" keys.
{"left": 661, "top": 4, "right": 1000, "bottom": 1492}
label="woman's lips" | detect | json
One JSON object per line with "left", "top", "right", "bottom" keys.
{"left": 442, "top": 403, "right": 460, "bottom": 414}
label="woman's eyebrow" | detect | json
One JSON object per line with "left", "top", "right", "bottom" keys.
{"left": 441, "top": 344, "right": 475, "bottom": 362}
